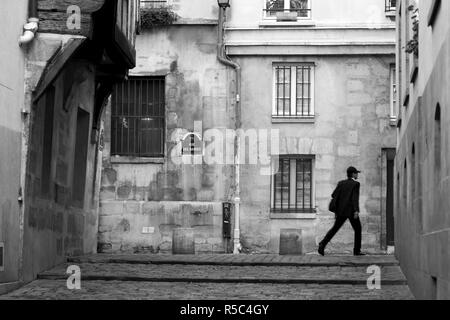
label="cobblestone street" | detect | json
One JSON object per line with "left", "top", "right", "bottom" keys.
{"left": 1, "top": 254, "right": 415, "bottom": 300}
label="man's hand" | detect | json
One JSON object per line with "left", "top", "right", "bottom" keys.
{"left": 354, "top": 212, "right": 360, "bottom": 219}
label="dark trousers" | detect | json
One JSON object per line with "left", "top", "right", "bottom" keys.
{"left": 320, "top": 215, "right": 362, "bottom": 253}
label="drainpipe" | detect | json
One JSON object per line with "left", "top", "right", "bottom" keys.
{"left": 217, "top": 5, "right": 242, "bottom": 254}
{"left": 19, "top": 0, "right": 39, "bottom": 46}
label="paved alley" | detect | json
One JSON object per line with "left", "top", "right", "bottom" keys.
{"left": 0, "top": 254, "right": 414, "bottom": 300}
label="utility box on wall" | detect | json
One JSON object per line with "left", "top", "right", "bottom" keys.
{"left": 223, "top": 203, "right": 232, "bottom": 239}
{"left": 0, "top": 242, "right": 4, "bottom": 271}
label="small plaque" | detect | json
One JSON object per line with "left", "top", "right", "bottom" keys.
{"left": 181, "top": 133, "right": 203, "bottom": 156}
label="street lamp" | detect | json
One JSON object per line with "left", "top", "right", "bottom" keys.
{"left": 217, "top": 0, "right": 230, "bottom": 8}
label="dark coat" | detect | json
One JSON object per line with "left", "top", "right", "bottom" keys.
{"left": 331, "top": 178, "right": 360, "bottom": 217}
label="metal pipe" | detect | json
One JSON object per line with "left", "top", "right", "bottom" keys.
{"left": 217, "top": 5, "right": 242, "bottom": 254}
{"left": 19, "top": 0, "right": 39, "bottom": 46}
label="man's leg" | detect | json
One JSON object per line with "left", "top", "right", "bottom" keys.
{"left": 349, "top": 216, "right": 362, "bottom": 254}
{"left": 320, "top": 216, "right": 347, "bottom": 249}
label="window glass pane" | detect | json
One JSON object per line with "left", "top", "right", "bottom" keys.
{"left": 266, "top": 0, "right": 284, "bottom": 16}
{"left": 296, "top": 66, "right": 312, "bottom": 116}
{"left": 290, "top": 0, "right": 309, "bottom": 17}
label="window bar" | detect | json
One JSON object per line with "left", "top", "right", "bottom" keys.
{"left": 308, "top": 160, "right": 313, "bottom": 211}
{"left": 302, "top": 159, "right": 306, "bottom": 210}
{"left": 307, "top": 67, "right": 311, "bottom": 116}
{"left": 295, "top": 159, "right": 298, "bottom": 211}
{"left": 302, "top": 66, "right": 305, "bottom": 116}
{"left": 280, "top": 158, "right": 284, "bottom": 210}
{"left": 287, "top": 159, "right": 291, "bottom": 210}
{"left": 137, "top": 79, "right": 142, "bottom": 156}
{"left": 121, "top": 82, "right": 124, "bottom": 155}
{"left": 282, "top": 67, "right": 286, "bottom": 116}
{"left": 273, "top": 165, "right": 277, "bottom": 210}
{"left": 147, "top": 79, "right": 151, "bottom": 156}
{"left": 113, "top": 86, "right": 117, "bottom": 155}
{"left": 127, "top": 79, "right": 130, "bottom": 155}
{"left": 134, "top": 79, "right": 138, "bottom": 155}
{"left": 160, "top": 78, "right": 165, "bottom": 155}
{"left": 275, "top": 67, "right": 278, "bottom": 116}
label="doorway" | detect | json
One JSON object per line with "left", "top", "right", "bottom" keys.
{"left": 386, "top": 149, "right": 396, "bottom": 246}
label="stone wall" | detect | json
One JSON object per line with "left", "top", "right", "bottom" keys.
{"left": 22, "top": 37, "right": 100, "bottom": 281}
{"left": 236, "top": 55, "right": 396, "bottom": 254}
{"left": 395, "top": 32, "right": 450, "bottom": 299}
{"left": 0, "top": 0, "right": 28, "bottom": 285}
{"left": 98, "top": 25, "right": 235, "bottom": 254}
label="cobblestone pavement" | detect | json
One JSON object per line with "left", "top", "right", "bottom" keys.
{"left": 0, "top": 254, "right": 415, "bottom": 300}
{"left": 1, "top": 280, "right": 414, "bottom": 300}
{"left": 38, "top": 263, "right": 407, "bottom": 285}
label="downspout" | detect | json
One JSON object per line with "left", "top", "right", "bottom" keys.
{"left": 19, "top": 0, "right": 39, "bottom": 46}
{"left": 217, "top": 5, "right": 242, "bottom": 254}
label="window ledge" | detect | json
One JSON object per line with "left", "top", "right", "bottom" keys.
{"left": 110, "top": 156, "right": 165, "bottom": 164}
{"left": 259, "top": 20, "right": 316, "bottom": 28}
{"left": 272, "top": 117, "right": 315, "bottom": 123}
{"left": 385, "top": 12, "right": 396, "bottom": 17}
{"left": 270, "top": 213, "right": 317, "bottom": 220}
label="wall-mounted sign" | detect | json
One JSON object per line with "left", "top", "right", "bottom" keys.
{"left": 181, "top": 132, "right": 203, "bottom": 156}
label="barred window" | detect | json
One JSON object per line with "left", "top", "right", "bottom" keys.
{"left": 265, "top": 0, "right": 311, "bottom": 19}
{"left": 140, "top": 0, "right": 168, "bottom": 9}
{"left": 272, "top": 156, "right": 315, "bottom": 213}
{"left": 385, "top": 0, "right": 397, "bottom": 12}
{"left": 273, "top": 64, "right": 314, "bottom": 118}
{"left": 111, "top": 77, "right": 165, "bottom": 158}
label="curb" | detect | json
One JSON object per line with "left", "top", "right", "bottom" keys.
{"left": 66, "top": 258, "right": 400, "bottom": 268}
{"left": 37, "top": 273, "right": 408, "bottom": 286}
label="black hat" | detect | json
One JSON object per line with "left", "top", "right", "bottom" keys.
{"left": 347, "top": 166, "right": 361, "bottom": 175}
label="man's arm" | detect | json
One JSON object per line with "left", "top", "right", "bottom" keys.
{"left": 352, "top": 182, "right": 360, "bottom": 217}
{"left": 332, "top": 182, "right": 341, "bottom": 199}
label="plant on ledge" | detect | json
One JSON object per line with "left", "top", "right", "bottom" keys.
{"left": 405, "top": 4, "right": 419, "bottom": 58}
{"left": 140, "top": 6, "right": 178, "bottom": 29}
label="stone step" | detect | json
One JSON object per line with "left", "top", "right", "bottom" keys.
{"left": 39, "top": 263, "right": 408, "bottom": 285}
{"left": 67, "top": 253, "right": 400, "bottom": 267}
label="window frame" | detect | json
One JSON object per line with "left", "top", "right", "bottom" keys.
{"left": 272, "top": 63, "right": 315, "bottom": 120}
{"left": 110, "top": 76, "right": 166, "bottom": 159}
{"left": 389, "top": 64, "right": 398, "bottom": 124}
{"left": 263, "top": 0, "right": 312, "bottom": 20}
{"left": 270, "top": 155, "right": 316, "bottom": 214}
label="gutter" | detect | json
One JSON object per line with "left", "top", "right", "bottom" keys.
{"left": 217, "top": 5, "right": 242, "bottom": 254}
{"left": 19, "top": 0, "right": 39, "bottom": 46}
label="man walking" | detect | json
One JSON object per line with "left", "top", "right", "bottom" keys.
{"left": 318, "top": 166, "right": 365, "bottom": 256}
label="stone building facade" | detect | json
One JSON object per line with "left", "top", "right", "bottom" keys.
{"left": 395, "top": 0, "right": 450, "bottom": 299}
{"left": 99, "top": 0, "right": 397, "bottom": 255}
{"left": 1, "top": 0, "right": 139, "bottom": 291}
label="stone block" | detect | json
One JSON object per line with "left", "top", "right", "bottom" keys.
{"left": 279, "top": 229, "right": 303, "bottom": 255}
{"left": 172, "top": 228, "right": 195, "bottom": 254}
{"left": 100, "top": 201, "right": 124, "bottom": 216}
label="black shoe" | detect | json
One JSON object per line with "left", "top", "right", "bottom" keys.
{"left": 318, "top": 244, "right": 325, "bottom": 256}
{"left": 353, "top": 251, "right": 366, "bottom": 256}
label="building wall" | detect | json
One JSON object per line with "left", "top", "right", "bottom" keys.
{"left": 22, "top": 48, "right": 101, "bottom": 281}
{"left": 99, "top": 0, "right": 397, "bottom": 254}
{"left": 0, "top": 0, "right": 28, "bottom": 285}
{"left": 395, "top": 0, "right": 450, "bottom": 299}
{"left": 229, "top": 0, "right": 397, "bottom": 253}
{"left": 237, "top": 55, "right": 396, "bottom": 253}
{"left": 98, "top": 25, "right": 236, "bottom": 254}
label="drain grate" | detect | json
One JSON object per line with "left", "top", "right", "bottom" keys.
{"left": 0, "top": 242, "right": 4, "bottom": 271}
